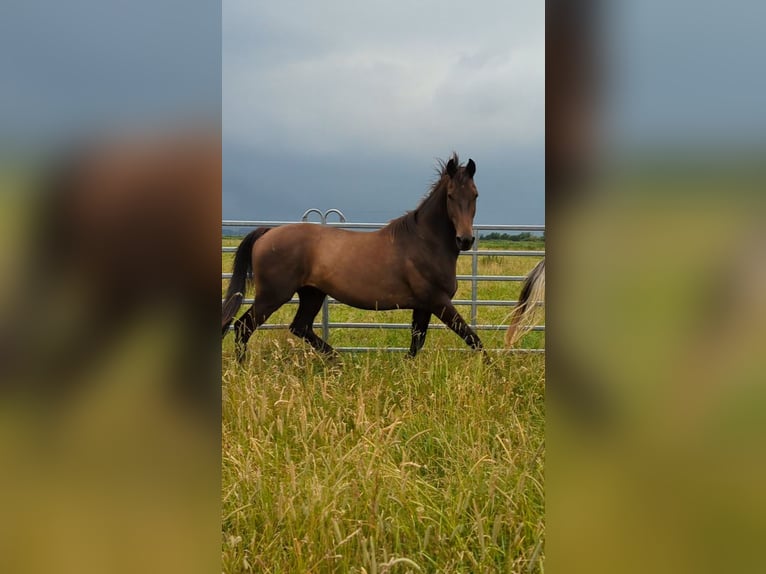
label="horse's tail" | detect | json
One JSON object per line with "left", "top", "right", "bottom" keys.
{"left": 505, "top": 258, "right": 545, "bottom": 348}
{"left": 222, "top": 227, "right": 270, "bottom": 337}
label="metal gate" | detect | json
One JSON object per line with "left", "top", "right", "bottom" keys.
{"left": 223, "top": 210, "right": 545, "bottom": 353}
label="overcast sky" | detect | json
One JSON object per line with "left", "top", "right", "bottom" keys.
{"left": 1, "top": 1, "right": 220, "bottom": 145}
{"left": 3, "top": 1, "right": 764, "bottom": 227}
{"left": 606, "top": 0, "right": 766, "bottom": 152}
{"left": 223, "top": 1, "right": 545, "bottom": 224}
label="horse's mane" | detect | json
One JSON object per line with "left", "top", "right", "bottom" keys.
{"left": 387, "top": 153, "right": 460, "bottom": 236}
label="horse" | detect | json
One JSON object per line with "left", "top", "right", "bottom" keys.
{"left": 222, "top": 154, "right": 482, "bottom": 361}
{"left": 0, "top": 126, "right": 221, "bottom": 409}
{"left": 505, "top": 258, "right": 545, "bottom": 347}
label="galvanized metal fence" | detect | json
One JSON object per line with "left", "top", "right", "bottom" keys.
{"left": 223, "top": 210, "right": 545, "bottom": 353}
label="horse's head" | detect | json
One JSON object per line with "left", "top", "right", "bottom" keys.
{"left": 445, "top": 157, "right": 478, "bottom": 251}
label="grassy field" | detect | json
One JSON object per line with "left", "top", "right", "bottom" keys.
{"left": 222, "top": 235, "right": 545, "bottom": 572}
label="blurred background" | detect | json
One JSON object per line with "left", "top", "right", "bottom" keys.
{"left": 547, "top": 1, "right": 766, "bottom": 573}
{"left": 0, "top": 1, "right": 220, "bottom": 573}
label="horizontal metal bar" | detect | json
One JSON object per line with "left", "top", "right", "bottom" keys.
{"left": 460, "top": 250, "right": 545, "bottom": 257}
{"left": 456, "top": 274, "right": 529, "bottom": 281}
{"left": 221, "top": 273, "right": 530, "bottom": 282}
{"left": 222, "top": 246, "right": 545, "bottom": 257}
{"left": 223, "top": 220, "right": 544, "bottom": 232}
{"left": 221, "top": 338, "right": 544, "bottom": 353}
{"left": 328, "top": 323, "right": 544, "bottom": 331}
{"left": 224, "top": 298, "right": 543, "bottom": 307}
{"left": 228, "top": 323, "right": 544, "bottom": 332}
{"left": 450, "top": 300, "right": 544, "bottom": 307}
{"left": 222, "top": 220, "right": 309, "bottom": 227}
{"left": 476, "top": 226, "right": 544, "bottom": 233}
{"left": 334, "top": 347, "right": 545, "bottom": 353}
{"left": 222, "top": 221, "right": 382, "bottom": 230}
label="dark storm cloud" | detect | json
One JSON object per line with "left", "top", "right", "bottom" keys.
{"left": 223, "top": 0, "right": 545, "bottom": 224}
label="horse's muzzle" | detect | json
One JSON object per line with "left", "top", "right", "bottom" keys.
{"left": 456, "top": 236, "right": 475, "bottom": 251}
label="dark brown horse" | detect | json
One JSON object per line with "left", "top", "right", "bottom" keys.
{"left": 222, "top": 154, "right": 482, "bottom": 360}
{"left": 0, "top": 127, "right": 221, "bottom": 409}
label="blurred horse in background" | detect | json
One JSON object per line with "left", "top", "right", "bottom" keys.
{"left": 0, "top": 127, "right": 221, "bottom": 411}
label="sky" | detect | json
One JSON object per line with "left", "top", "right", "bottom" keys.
{"left": 222, "top": 1, "right": 545, "bottom": 225}
{"left": 1, "top": 1, "right": 221, "bottom": 144}
{"left": 605, "top": 0, "right": 766, "bottom": 154}
{"left": 3, "top": 1, "right": 762, "bottom": 225}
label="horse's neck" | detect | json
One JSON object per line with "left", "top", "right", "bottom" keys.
{"left": 415, "top": 184, "right": 458, "bottom": 256}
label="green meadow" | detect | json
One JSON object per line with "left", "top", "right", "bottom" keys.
{"left": 222, "top": 235, "right": 545, "bottom": 572}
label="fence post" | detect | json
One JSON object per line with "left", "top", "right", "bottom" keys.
{"left": 321, "top": 287, "right": 330, "bottom": 341}
{"left": 470, "top": 234, "right": 479, "bottom": 327}
{"left": 301, "top": 209, "right": 346, "bottom": 343}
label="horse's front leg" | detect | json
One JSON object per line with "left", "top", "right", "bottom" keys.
{"left": 431, "top": 300, "right": 483, "bottom": 351}
{"left": 408, "top": 309, "right": 431, "bottom": 357}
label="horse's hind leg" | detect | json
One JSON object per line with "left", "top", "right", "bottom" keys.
{"left": 289, "top": 286, "right": 335, "bottom": 355}
{"left": 233, "top": 307, "right": 257, "bottom": 362}
{"left": 408, "top": 309, "right": 431, "bottom": 357}
{"left": 233, "top": 294, "right": 289, "bottom": 362}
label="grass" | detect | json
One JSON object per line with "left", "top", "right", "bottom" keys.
{"left": 222, "top": 236, "right": 545, "bottom": 572}
{"left": 222, "top": 347, "right": 544, "bottom": 573}
{"left": 479, "top": 239, "right": 544, "bottom": 252}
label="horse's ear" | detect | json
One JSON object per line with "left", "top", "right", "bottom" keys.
{"left": 466, "top": 158, "right": 476, "bottom": 178}
{"left": 446, "top": 158, "right": 458, "bottom": 177}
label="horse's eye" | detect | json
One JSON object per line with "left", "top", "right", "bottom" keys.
{"left": 447, "top": 193, "right": 454, "bottom": 200}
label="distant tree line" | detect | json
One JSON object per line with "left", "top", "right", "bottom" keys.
{"left": 480, "top": 232, "right": 544, "bottom": 242}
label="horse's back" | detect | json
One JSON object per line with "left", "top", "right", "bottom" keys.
{"left": 248, "top": 224, "right": 413, "bottom": 308}
{"left": 249, "top": 223, "right": 322, "bottom": 286}
{"left": 250, "top": 222, "right": 321, "bottom": 258}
